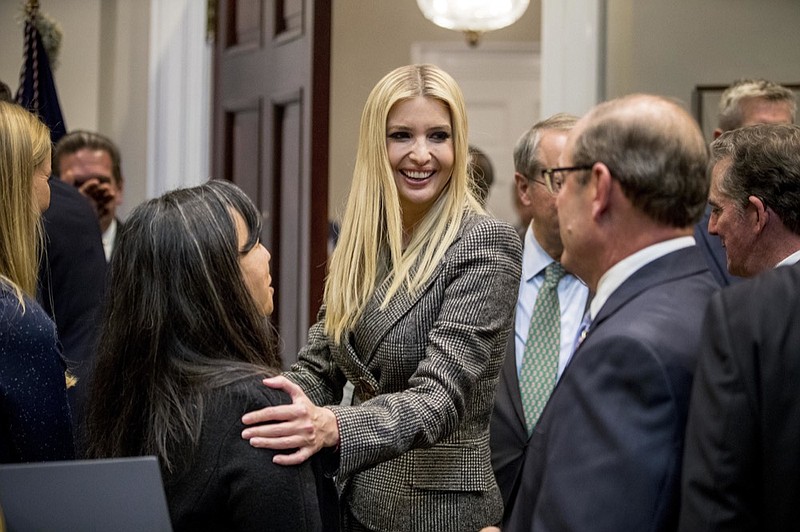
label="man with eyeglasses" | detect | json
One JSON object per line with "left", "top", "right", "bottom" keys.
{"left": 504, "top": 94, "right": 718, "bottom": 532}
{"left": 489, "top": 114, "right": 590, "bottom": 525}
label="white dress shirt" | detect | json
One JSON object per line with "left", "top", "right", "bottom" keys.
{"left": 102, "top": 218, "right": 118, "bottom": 262}
{"left": 776, "top": 248, "right": 800, "bottom": 267}
{"left": 515, "top": 225, "right": 590, "bottom": 380}
{"left": 590, "top": 236, "right": 696, "bottom": 321}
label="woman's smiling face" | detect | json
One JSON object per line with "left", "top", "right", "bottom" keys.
{"left": 386, "top": 96, "right": 454, "bottom": 229}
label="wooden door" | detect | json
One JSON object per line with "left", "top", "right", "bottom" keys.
{"left": 212, "top": 0, "right": 330, "bottom": 367}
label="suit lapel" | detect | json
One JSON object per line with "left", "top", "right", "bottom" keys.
{"left": 353, "top": 219, "right": 468, "bottom": 368}
{"left": 566, "top": 246, "right": 709, "bottom": 372}
{"left": 499, "top": 325, "right": 527, "bottom": 432}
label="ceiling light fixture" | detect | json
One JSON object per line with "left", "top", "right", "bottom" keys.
{"left": 416, "top": 0, "right": 530, "bottom": 47}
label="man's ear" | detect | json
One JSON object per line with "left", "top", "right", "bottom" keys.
{"left": 712, "top": 128, "right": 723, "bottom": 139}
{"left": 515, "top": 172, "right": 533, "bottom": 207}
{"left": 591, "top": 163, "right": 612, "bottom": 221}
{"left": 748, "top": 195, "right": 769, "bottom": 233}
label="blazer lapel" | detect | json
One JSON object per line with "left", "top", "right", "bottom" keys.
{"left": 356, "top": 253, "right": 445, "bottom": 367}
{"left": 566, "top": 246, "right": 709, "bottom": 370}
{"left": 353, "top": 219, "right": 469, "bottom": 368}
{"left": 499, "top": 326, "right": 527, "bottom": 432}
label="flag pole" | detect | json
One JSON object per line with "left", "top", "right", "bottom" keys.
{"left": 17, "top": 0, "right": 69, "bottom": 143}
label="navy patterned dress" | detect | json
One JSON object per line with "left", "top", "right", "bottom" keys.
{"left": 0, "top": 284, "right": 75, "bottom": 463}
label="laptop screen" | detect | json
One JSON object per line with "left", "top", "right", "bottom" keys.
{"left": 0, "top": 456, "right": 172, "bottom": 532}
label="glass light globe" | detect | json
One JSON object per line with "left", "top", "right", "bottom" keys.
{"left": 416, "top": 0, "right": 530, "bottom": 32}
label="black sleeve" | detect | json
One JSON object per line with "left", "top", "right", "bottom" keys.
{"left": 215, "top": 386, "right": 324, "bottom": 532}
{"left": 680, "top": 292, "right": 758, "bottom": 530}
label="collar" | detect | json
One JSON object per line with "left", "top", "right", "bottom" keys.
{"left": 777, "top": 248, "right": 800, "bottom": 267}
{"left": 590, "top": 236, "right": 696, "bottom": 320}
{"left": 102, "top": 218, "right": 118, "bottom": 262}
{"left": 522, "top": 224, "right": 557, "bottom": 280}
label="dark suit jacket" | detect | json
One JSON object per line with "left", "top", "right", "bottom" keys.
{"left": 288, "top": 213, "right": 522, "bottom": 532}
{"left": 680, "top": 263, "right": 800, "bottom": 531}
{"left": 491, "top": 288, "right": 590, "bottom": 521}
{"left": 38, "top": 178, "right": 107, "bottom": 430}
{"left": 490, "top": 334, "right": 526, "bottom": 515}
{"left": 694, "top": 205, "right": 741, "bottom": 287}
{"left": 505, "top": 246, "right": 718, "bottom": 532}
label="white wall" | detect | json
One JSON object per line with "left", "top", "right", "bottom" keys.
{"left": 606, "top": 0, "right": 800, "bottom": 111}
{"left": 0, "top": 0, "right": 149, "bottom": 220}
{"left": 541, "top": 0, "right": 604, "bottom": 117}
{"left": 329, "top": 1, "right": 540, "bottom": 222}
{"left": 98, "top": 0, "right": 150, "bottom": 219}
{"left": 0, "top": 0, "right": 102, "bottom": 130}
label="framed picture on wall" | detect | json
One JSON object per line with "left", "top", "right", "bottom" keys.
{"left": 692, "top": 83, "right": 800, "bottom": 141}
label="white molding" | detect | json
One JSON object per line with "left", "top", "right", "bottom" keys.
{"left": 541, "top": 0, "right": 606, "bottom": 117}
{"left": 147, "top": 0, "right": 211, "bottom": 199}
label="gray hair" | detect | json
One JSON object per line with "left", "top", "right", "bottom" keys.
{"left": 717, "top": 79, "right": 796, "bottom": 132}
{"left": 571, "top": 94, "right": 709, "bottom": 227}
{"left": 513, "top": 113, "right": 578, "bottom": 180}
{"left": 710, "top": 123, "right": 800, "bottom": 235}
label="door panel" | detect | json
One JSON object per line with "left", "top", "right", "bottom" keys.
{"left": 213, "top": 0, "right": 330, "bottom": 367}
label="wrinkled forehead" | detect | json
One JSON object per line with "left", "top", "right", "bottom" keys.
{"left": 739, "top": 97, "right": 795, "bottom": 127}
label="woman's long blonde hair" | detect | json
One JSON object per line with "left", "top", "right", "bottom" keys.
{"left": 324, "top": 64, "right": 483, "bottom": 344}
{"left": 0, "top": 101, "right": 50, "bottom": 304}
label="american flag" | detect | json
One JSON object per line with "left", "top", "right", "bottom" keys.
{"left": 15, "top": 1, "right": 67, "bottom": 144}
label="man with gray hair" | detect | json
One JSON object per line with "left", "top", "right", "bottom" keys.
{"left": 490, "top": 114, "right": 589, "bottom": 524}
{"left": 505, "top": 95, "right": 718, "bottom": 531}
{"left": 696, "top": 79, "right": 796, "bottom": 285}
{"left": 680, "top": 123, "right": 800, "bottom": 531}
{"left": 714, "top": 78, "right": 796, "bottom": 138}
{"left": 705, "top": 123, "right": 800, "bottom": 276}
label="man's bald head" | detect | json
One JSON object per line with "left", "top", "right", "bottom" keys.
{"left": 569, "top": 94, "right": 709, "bottom": 228}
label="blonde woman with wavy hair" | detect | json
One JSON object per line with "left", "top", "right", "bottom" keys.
{"left": 242, "top": 64, "right": 522, "bottom": 531}
{"left": 0, "top": 101, "right": 75, "bottom": 463}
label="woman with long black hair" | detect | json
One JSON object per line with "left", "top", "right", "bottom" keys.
{"left": 85, "top": 180, "right": 321, "bottom": 531}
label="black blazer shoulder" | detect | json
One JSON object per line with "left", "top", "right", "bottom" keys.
{"left": 165, "top": 375, "right": 322, "bottom": 532}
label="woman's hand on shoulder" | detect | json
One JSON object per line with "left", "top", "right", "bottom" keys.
{"left": 241, "top": 376, "right": 340, "bottom": 466}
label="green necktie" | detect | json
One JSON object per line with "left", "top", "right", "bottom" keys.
{"left": 519, "top": 262, "right": 566, "bottom": 435}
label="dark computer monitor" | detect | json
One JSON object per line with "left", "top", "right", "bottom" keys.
{"left": 0, "top": 456, "right": 172, "bottom": 532}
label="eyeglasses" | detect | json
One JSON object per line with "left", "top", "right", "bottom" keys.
{"left": 541, "top": 165, "right": 594, "bottom": 194}
{"left": 522, "top": 174, "right": 548, "bottom": 188}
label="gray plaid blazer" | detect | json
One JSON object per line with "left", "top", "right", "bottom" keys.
{"left": 288, "top": 212, "right": 522, "bottom": 532}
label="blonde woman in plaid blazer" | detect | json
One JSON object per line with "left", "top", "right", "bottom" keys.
{"left": 242, "top": 64, "right": 522, "bottom": 531}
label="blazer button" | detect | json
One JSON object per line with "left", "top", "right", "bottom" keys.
{"left": 358, "top": 379, "right": 376, "bottom": 400}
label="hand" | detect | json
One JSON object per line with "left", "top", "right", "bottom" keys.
{"left": 479, "top": 527, "right": 501, "bottom": 532}
{"left": 77, "top": 178, "right": 116, "bottom": 218}
{"left": 241, "top": 376, "right": 340, "bottom": 466}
